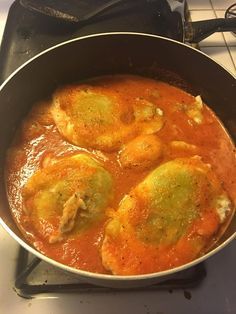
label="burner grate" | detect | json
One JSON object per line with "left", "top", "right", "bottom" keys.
{"left": 225, "top": 3, "right": 236, "bottom": 36}
{"left": 14, "top": 247, "right": 206, "bottom": 299}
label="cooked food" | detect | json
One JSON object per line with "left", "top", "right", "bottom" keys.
{"left": 22, "top": 154, "right": 113, "bottom": 244}
{"left": 118, "top": 134, "right": 163, "bottom": 170}
{"left": 51, "top": 77, "right": 164, "bottom": 151}
{"left": 6, "top": 74, "right": 235, "bottom": 275}
{"left": 101, "top": 156, "right": 232, "bottom": 275}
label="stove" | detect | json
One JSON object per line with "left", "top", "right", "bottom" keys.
{"left": 0, "top": 1, "right": 235, "bottom": 313}
{"left": 0, "top": 0, "right": 188, "bottom": 81}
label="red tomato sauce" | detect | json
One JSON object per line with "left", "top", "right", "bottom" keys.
{"left": 5, "top": 75, "right": 236, "bottom": 274}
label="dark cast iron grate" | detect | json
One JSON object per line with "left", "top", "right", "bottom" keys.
{"left": 225, "top": 3, "right": 236, "bottom": 35}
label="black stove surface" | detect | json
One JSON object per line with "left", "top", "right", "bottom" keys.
{"left": 0, "top": 0, "right": 184, "bottom": 83}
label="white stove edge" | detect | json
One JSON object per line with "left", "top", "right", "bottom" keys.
{"left": 0, "top": 1, "right": 235, "bottom": 314}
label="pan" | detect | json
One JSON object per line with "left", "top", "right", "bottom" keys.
{"left": 0, "top": 32, "right": 235, "bottom": 288}
{"left": 19, "top": 0, "right": 236, "bottom": 43}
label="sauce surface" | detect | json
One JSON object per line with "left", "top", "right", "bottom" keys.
{"left": 6, "top": 75, "right": 236, "bottom": 275}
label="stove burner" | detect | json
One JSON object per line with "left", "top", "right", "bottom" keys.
{"left": 14, "top": 247, "right": 206, "bottom": 299}
{"left": 225, "top": 3, "right": 236, "bottom": 36}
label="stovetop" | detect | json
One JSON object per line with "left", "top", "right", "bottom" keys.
{"left": 0, "top": 1, "right": 235, "bottom": 313}
{"left": 0, "top": 0, "right": 186, "bottom": 83}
